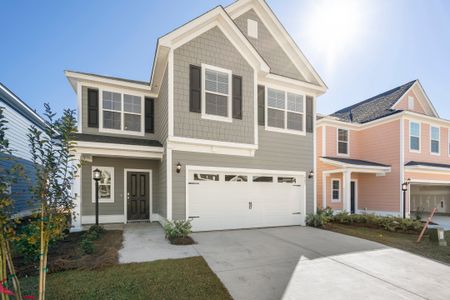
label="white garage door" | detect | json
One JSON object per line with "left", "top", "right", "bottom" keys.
{"left": 187, "top": 167, "right": 306, "bottom": 232}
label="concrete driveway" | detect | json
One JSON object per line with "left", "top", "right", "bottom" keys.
{"left": 192, "top": 226, "right": 450, "bottom": 300}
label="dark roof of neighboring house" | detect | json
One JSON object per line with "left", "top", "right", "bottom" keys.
{"left": 65, "top": 70, "right": 150, "bottom": 86}
{"left": 405, "top": 161, "right": 450, "bottom": 169}
{"left": 0, "top": 83, "right": 47, "bottom": 130}
{"left": 322, "top": 157, "right": 390, "bottom": 167}
{"left": 331, "top": 80, "right": 417, "bottom": 124}
{"left": 73, "top": 133, "right": 162, "bottom": 147}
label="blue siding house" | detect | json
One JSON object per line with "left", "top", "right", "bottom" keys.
{"left": 0, "top": 83, "right": 47, "bottom": 216}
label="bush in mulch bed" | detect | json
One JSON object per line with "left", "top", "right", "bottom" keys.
{"left": 164, "top": 219, "right": 195, "bottom": 245}
{"left": 306, "top": 207, "right": 423, "bottom": 233}
{"left": 13, "top": 228, "right": 123, "bottom": 277}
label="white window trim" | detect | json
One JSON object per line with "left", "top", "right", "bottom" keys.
{"left": 264, "top": 86, "right": 306, "bottom": 136}
{"left": 92, "top": 166, "right": 115, "bottom": 203}
{"left": 201, "top": 64, "right": 233, "bottom": 123}
{"left": 331, "top": 179, "right": 341, "bottom": 203}
{"left": 430, "top": 125, "right": 440, "bottom": 156}
{"left": 98, "top": 87, "right": 145, "bottom": 136}
{"left": 336, "top": 128, "right": 350, "bottom": 156}
{"left": 408, "top": 96, "right": 415, "bottom": 110}
{"left": 409, "top": 121, "right": 421, "bottom": 153}
{"left": 448, "top": 129, "right": 450, "bottom": 157}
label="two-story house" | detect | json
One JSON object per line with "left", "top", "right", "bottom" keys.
{"left": 66, "top": 0, "right": 327, "bottom": 232}
{"left": 0, "top": 83, "right": 47, "bottom": 216}
{"left": 317, "top": 79, "right": 450, "bottom": 222}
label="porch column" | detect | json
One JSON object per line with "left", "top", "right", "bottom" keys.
{"left": 71, "top": 153, "right": 82, "bottom": 232}
{"left": 343, "top": 170, "right": 352, "bottom": 212}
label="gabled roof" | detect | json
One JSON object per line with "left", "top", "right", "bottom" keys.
{"left": 331, "top": 80, "right": 417, "bottom": 124}
{"left": 0, "top": 83, "right": 47, "bottom": 131}
{"left": 226, "top": 0, "right": 327, "bottom": 89}
{"left": 66, "top": 70, "right": 149, "bottom": 86}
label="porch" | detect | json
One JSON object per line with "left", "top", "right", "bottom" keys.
{"left": 320, "top": 157, "right": 392, "bottom": 213}
{"left": 71, "top": 133, "right": 165, "bottom": 231}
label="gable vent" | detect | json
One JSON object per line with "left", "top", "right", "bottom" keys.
{"left": 247, "top": 19, "right": 258, "bottom": 39}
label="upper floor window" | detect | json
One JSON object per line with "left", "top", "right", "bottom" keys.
{"left": 337, "top": 129, "right": 349, "bottom": 155}
{"left": 430, "top": 126, "right": 440, "bottom": 155}
{"left": 202, "top": 64, "right": 232, "bottom": 122}
{"left": 409, "top": 121, "right": 420, "bottom": 152}
{"left": 266, "top": 88, "right": 305, "bottom": 134}
{"left": 101, "top": 91, "right": 143, "bottom": 135}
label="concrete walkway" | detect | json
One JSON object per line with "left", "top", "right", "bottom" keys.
{"left": 118, "top": 223, "right": 198, "bottom": 264}
{"left": 192, "top": 226, "right": 450, "bottom": 300}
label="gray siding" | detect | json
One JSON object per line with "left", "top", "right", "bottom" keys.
{"left": 155, "top": 66, "right": 169, "bottom": 142}
{"left": 171, "top": 128, "right": 314, "bottom": 220}
{"left": 233, "top": 9, "right": 305, "bottom": 81}
{"left": 173, "top": 26, "right": 255, "bottom": 144}
{"left": 81, "top": 86, "right": 157, "bottom": 140}
{"left": 81, "top": 157, "right": 160, "bottom": 216}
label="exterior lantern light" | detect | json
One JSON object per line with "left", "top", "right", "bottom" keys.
{"left": 308, "top": 170, "right": 314, "bottom": 179}
{"left": 401, "top": 178, "right": 411, "bottom": 219}
{"left": 176, "top": 163, "right": 182, "bottom": 174}
{"left": 93, "top": 168, "right": 102, "bottom": 226}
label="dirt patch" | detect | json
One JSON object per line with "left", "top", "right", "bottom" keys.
{"left": 169, "top": 236, "right": 196, "bottom": 245}
{"left": 14, "top": 230, "right": 123, "bottom": 276}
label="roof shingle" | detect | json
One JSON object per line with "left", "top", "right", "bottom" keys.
{"left": 331, "top": 80, "right": 416, "bottom": 123}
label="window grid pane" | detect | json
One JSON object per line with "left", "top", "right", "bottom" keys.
{"left": 205, "top": 69, "right": 229, "bottom": 95}
{"left": 287, "top": 93, "right": 304, "bottom": 112}
{"left": 287, "top": 112, "right": 303, "bottom": 131}
{"left": 267, "top": 88, "right": 285, "bottom": 109}
{"left": 410, "top": 136, "right": 420, "bottom": 151}
{"left": 205, "top": 93, "right": 228, "bottom": 117}
{"left": 103, "top": 91, "right": 121, "bottom": 111}
{"left": 410, "top": 122, "right": 420, "bottom": 137}
{"left": 124, "top": 114, "right": 141, "bottom": 132}
{"left": 124, "top": 94, "right": 141, "bottom": 114}
{"left": 267, "top": 108, "right": 285, "bottom": 129}
{"left": 103, "top": 111, "right": 121, "bottom": 130}
{"left": 431, "top": 127, "right": 439, "bottom": 141}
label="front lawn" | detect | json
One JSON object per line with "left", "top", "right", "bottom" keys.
{"left": 20, "top": 256, "right": 232, "bottom": 300}
{"left": 325, "top": 223, "right": 450, "bottom": 264}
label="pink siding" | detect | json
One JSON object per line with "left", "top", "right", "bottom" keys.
{"left": 317, "top": 120, "right": 402, "bottom": 212}
{"left": 404, "top": 119, "right": 450, "bottom": 165}
{"left": 394, "top": 89, "right": 426, "bottom": 115}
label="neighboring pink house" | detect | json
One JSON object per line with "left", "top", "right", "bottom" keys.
{"left": 317, "top": 80, "right": 450, "bottom": 218}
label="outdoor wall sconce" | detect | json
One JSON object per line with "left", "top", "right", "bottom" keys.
{"left": 308, "top": 170, "right": 314, "bottom": 179}
{"left": 176, "top": 163, "right": 182, "bottom": 174}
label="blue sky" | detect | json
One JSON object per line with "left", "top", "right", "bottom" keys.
{"left": 1, "top": 0, "right": 450, "bottom": 118}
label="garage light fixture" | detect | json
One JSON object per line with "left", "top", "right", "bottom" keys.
{"left": 176, "top": 163, "right": 182, "bottom": 174}
{"left": 401, "top": 178, "right": 411, "bottom": 219}
{"left": 308, "top": 170, "right": 314, "bottom": 179}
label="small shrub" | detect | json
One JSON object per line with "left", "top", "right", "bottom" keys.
{"left": 80, "top": 238, "right": 95, "bottom": 255}
{"left": 88, "top": 225, "right": 105, "bottom": 235}
{"left": 305, "top": 213, "right": 327, "bottom": 227}
{"left": 164, "top": 219, "right": 192, "bottom": 241}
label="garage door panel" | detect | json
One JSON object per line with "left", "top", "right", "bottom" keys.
{"left": 188, "top": 169, "right": 305, "bottom": 231}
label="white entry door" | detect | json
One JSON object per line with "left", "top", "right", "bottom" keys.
{"left": 187, "top": 168, "right": 305, "bottom": 232}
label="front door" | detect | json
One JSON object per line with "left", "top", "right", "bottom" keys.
{"left": 350, "top": 181, "right": 356, "bottom": 214}
{"left": 127, "top": 172, "right": 150, "bottom": 221}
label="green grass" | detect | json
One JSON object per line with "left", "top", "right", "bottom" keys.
{"left": 20, "top": 256, "right": 232, "bottom": 300}
{"left": 325, "top": 223, "right": 450, "bottom": 265}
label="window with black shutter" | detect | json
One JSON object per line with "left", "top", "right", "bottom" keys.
{"left": 257, "top": 85, "right": 265, "bottom": 126}
{"left": 87, "top": 88, "right": 99, "bottom": 128}
{"left": 232, "top": 75, "right": 242, "bottom": 119}
{"left": 189, "top": 65, "right": 201, "bottom": 113}
{"left": 145, "top": 97, "right": 155, "bottom": 133}
{"left": 306, "top": 96, "right": 314, "bottom": 133}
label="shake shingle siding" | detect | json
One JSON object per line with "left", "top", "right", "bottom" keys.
{"left": 233, "top": 9, "right": 305, "bottom": 81}
{"left": 156, "top": 66, "right": 169, "bottom": 142}
{"left": 173, "top": 26, "right": 255, "bottom": 144}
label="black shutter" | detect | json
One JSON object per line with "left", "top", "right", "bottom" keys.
{"left": 232, "top": 75, "right": 243, "bottom": 119}
{"left": 87, "top": 88, "right": 99, "bottom": 128}
{"left": 257, "top": 85, "right": 265, "bottom": 126}
{"left": 306, "top": 95, "right": 314, "bottom": 133}
{"left": 189, "top": 65, "right": 201, "bottom": 113}
{"left": 145, "top": 97, "right": 155, "bottom": 133}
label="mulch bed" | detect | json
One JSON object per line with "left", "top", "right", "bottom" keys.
{"left": 14, "top": 230, "right": 123, "bottom": 276}
{"left": 169, "top": 236, "right": 196, "bottom": 245}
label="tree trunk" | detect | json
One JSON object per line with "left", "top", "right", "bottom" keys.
{"left": 5, "top": 240, "right": 22, "bottom": 300}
